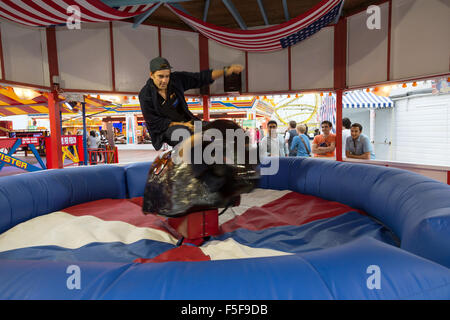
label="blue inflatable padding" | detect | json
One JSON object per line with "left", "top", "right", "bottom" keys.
{"left": 300, "top": 237, "right": 450, "bottom": 299}
{"left": 0, "top": 165, "right": 127, "bottom": 234}
{"left": 0, "top": 158, "right": 450, "bottom": 299}
{"left": 124, "top": 161, "right": 152, "bottom": 198}
{"left": 0, "top": 238, "right": 448, "bottom": 299}
{"left": 258, "top": 157, "right": 450, "bottom": 268}
{"left": 258, "top": 157, "right": 297, "bottom": 190}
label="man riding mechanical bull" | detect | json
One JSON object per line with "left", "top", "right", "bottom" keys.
{"left": 138, "top": 57, "right": 260, "bottom": 237}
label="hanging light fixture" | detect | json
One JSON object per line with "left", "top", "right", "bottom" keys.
{"left": 402, "top": 83, "right": 407, "bottom": 88}
{"left": 373, "top": 85, "right": 392, "bottom": 97}
{"left": 12, "top": 87, "right": 41, "bottom": 100}
{"left": 412, "top": 82, "right": 417, "bottom": 87}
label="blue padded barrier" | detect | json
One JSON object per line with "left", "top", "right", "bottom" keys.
{"left": 0, "top": 237, "right": 448, "bottom": 299}
{"left": 123, "top": 161, "right": 152, "bottom": 198}
{"left": 0, "top": 165, "right": 127, "bottom": 234}
{"left": 269, "top": 157, "right": 450, "bottom": 268}
{"left": 0, "top": 158, "right": 449, "bottom": 299}
{"left": 258, "top": 156, "right": 297, "bottom": 190}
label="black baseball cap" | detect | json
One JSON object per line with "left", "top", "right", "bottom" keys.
{"left": 149, "top": 57, "right": 173, "bottom": 72}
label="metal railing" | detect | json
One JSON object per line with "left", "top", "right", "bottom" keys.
{"left": 87, "top": 147, "right": 118, "bottom": 165}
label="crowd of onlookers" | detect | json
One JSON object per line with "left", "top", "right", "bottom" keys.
{"left": 258, "top": 118, "right": 375, "bottom": 160}
{"left": 66, "top": 118, "right": 376, "bottom": 162}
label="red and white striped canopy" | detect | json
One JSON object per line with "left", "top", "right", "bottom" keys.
{"left": 166, "top": 0, "right": 344, "bottom": 52}
{"left": 0, "top": 0, "right": 156, "bottom": 27}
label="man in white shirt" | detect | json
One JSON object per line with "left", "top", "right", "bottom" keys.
{"left": 260, "top": 120, "right": 288, "bottom": 157}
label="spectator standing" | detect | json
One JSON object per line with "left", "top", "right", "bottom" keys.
{"left": 314, "top": 128, "right": 320, "bottom": 137}
{"left": 259, "top": 125, "right": 265, "bottom": 141}
{"left": 342, "top": 117, "right": 351, "bottom": 158}
{"left": 345, "top": 123, "right": 375, "bottom": 160}
{"left": 260, "top": 120, "right": 288, "bottom": 157}
{"left": 98, "top": 130, "right": 109, "bottom": 163}
{"left": 311, "top": 120, "right": 336, "bottom": 158}
{"left": 290, "top": 124, "right": 311, "bottom": 157}
{"left": 86, "top": 130, "right": 100, "bottom": 164}
{"left": 285, "top": 120, "right": 298, "bottom": 157}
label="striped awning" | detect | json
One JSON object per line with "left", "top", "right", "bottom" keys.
{"left": 343, "top": 91, "right": 394, "bottom": 108}
{"left": 0, "top": 86, "right": 73, "bottom": 116}
{"left": 0, "top": 86, "right": 117, "bottom": 117}
{"left": 0, "top": 1, "right": 156, "bottom": 27}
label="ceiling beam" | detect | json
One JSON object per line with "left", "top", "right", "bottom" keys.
{"left": 203, "top": 0, "right": 211, "bottom": 22}
{"left": 282, "top": 0, "right": 290, "bottom": 21}
{"left": 334, "top": 0, "right": 345, "bottom": 24}
{"left": 221, "top": 0, "right": 247, "bottom": 30}
{"left": 256, "top": 0, "right": 269, "bottom": 25}
{"left": 170, "top": 2, "right": 190, "bottom": 15}
{"left": 132, "top": 2, "right": 162, "bottom": 28}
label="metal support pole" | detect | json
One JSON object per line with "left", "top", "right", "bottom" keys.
{"left": 81, "top": 102, "right": 88, "bottom": 165}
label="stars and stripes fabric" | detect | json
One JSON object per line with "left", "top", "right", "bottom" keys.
{"left": 166, "top": 0, "right": 344, "bottom": 52}
{"left": 319, "top": 91, "right": 394, "bottom": 132}
{"left": 0, "top": 0, "right": 156, "bottom": 27}
{"left": 319, "top": 94, "right": 336, "bottom": 133}
{"left": 0, "top": 188, "right": 397, "bottom": 264}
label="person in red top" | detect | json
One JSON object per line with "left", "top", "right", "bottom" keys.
{"left": 312, "top": 120, "right": 336, "bottom": 158}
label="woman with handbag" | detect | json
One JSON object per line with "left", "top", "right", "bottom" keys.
{"left": 290, "top": 124, "right": 311, "bottom": 157}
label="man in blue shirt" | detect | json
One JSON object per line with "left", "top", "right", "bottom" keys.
{"left": 345, "top": 123, "right": 375, "bottom": 160}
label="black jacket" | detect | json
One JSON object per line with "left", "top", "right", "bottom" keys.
{"left": 139, "top": 70, "right": 214, "bottom": 150}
